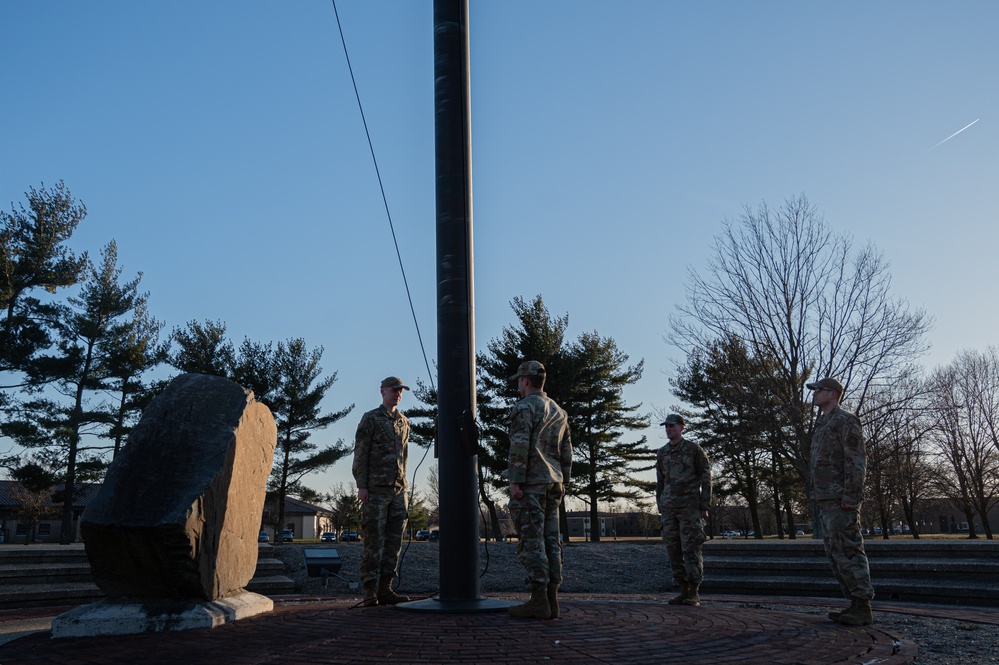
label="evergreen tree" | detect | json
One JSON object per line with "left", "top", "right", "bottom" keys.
{"left": 165, "top": 322, "right": 354, "bottom": 535}
{"left": 265, "top": 338, "right": 353, "bottom": 539}
{"left": 327, "top": 483, "right": 362, "bottom": 537}
{"left": 1, "top": 182, "right": 88, "bottom": 402}
{"left": 477, "top": 295, "right": 648, "bottom": 542}
{"left": 101, "top": 299, "right": 168, "bottom": 457}
{"left": 168, "top": 319, "right": 235, "bottom": 377}
{"left": 563, "top": 331, "right": 650, "bottom": 541}
{"left": 477, "top": 295, "right": 569, "bottom": 540}
{"left": 2, "top": 241, "right": 146, "bottom": 542}
{"left": 671, "top": 334, "right": 796, "bottom": 538}
{"left": 403, "top": 380, "right": 440, "bottom": 512}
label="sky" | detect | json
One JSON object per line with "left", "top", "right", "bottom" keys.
{"left": 2, "top": 1, "right": 997, "bottom": 502}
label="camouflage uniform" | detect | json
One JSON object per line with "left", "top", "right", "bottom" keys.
{"left": 810, "top": 403, "right": 874, "bottom": 601}
{"left": 352, "top": 404, "right": 409, "bottom": 585}
{"left": 656, "top": 437, "right": 711, "bottom": 587}
{"left": 507, "top": 391, "right": 572, "bottom": 590}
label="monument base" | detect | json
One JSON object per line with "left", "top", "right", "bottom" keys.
{"left": 50, "top": 590, "right": 273, "bottom": 638}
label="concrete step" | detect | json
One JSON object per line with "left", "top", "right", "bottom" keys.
{"left": 0, "top": 582, "right": 104, "bottom": 610}
{"left": 0, "top": 562, "right": 95, "bottom": 585}
{"left": 704, "top": 539, "right": 999, "bottom": 558}
{"left": 705, "top": 555, "right": 999, "bottom": 582}
{"left": 246, "top": 574, "right": 296, "bottom": 594}
{"left": 254, "top": 557, "right": 286, "bottom": 575}
{"left": 0, "top": 545, "right": 88, "bottom": 565}
{"left": 703, "top": 573, "right": 997, "bottom": 606}
{"left": 0, "top": 543, "right": 296, "bottom": 608}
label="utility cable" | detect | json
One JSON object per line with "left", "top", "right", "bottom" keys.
{"left": 330, "top": 0, "right": 435, "bottom": 393}
{"left": 330, "top": 0, "right": 440, "bottom": 597}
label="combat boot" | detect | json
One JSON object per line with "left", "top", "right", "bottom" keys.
{"left": 377, "top": 576, "right": 411, "bottom": 605}
{"left": 361, "top": 579, "right": 378, "bottom": 607}
{"left": 508, "top": 587, "right": 551, "bottom": 620}
{"left": 681, "top": 583, "right": 701, "bottom": 606}
{"left": 835, "top": 599, "right": 873, "bottom": 626}
{"left": 667, "top": 581, "right": 689, "bottom": 605}
{"left": 827, "top": 598, "right": 855, "bottom": 621}
{"left": 547, "top": 584, "right": 560, "bottom": 619}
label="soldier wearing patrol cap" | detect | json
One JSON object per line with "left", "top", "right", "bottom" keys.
{"left": 807, "top": 377, "right": 875, "bottom": 626}
{"left": 656, "top": 413, "right": 712, "bottom": 606}
{"left": 506, "top": 360, "right": 573, "bottom": 620}
{"left": 352, "top": 376, "right": 412, "bottom": 606}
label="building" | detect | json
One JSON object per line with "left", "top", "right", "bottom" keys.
{"left": 565, "top": 510, "right": 659, "bottom": 540}
{"left": 1, "top": 479, "right": 330, "bottom": 544}
{"left": 0, "top": 480, "right": 101, "bottom": 544}
{"left": 259, "top": 494, "right": 331, "bottom": 542}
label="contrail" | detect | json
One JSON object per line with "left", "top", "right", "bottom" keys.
{"left": 930, "top": 118, "right": 980, "bottom": 150}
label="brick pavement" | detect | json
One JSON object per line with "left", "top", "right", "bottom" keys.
{"left": 0, "top": 595, "right": 919, "bottom": 665}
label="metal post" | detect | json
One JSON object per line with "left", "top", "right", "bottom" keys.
{"left": 399, "top": 0, "right": 510, "bottom": 613}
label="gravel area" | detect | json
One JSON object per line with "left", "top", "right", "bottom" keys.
{"left": 271, "top": 540, "right": 999, "bottom": 665}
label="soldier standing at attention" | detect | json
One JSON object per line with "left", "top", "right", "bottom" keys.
{"left": 506, "top": 360, "right": 573, "bottom": 620}
{"left": 352, "top": 376, "right": 412, "bottom": 607}
{"left": 656, "top": 414, "right": 711, "bottom": 606}
{"left": 807, "top": 377, "right": 874, "bottom": 626}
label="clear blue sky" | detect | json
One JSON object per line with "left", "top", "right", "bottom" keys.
{"left": 2, "top": 1, "right": 997, "bottom": 500}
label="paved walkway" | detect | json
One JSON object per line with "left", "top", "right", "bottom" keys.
{"left": 0, "top": 594, "right": 944, "bottom": 665}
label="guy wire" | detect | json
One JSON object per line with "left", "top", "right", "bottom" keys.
{"left": 331, "top": 1, "right": 444, "bottom": 595}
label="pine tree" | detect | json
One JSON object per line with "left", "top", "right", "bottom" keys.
{"left": 476, "top": 295, "right": 569, "bottom": 540}
{"left": 1, "top": 182, "right": 88, "bottom": 404}
{"left": 477, "top": 295, "right": 648, "bottom": 542}
{"left": 2, "top": 241, "right": 146, "bottom": 542}
{"left": 168, "top": 319, "right": 235, "bottom": 377}
{"left": 101, "top": 300, "right": 168, "bottom": 458}
{"left": 265, "top": 338, "right": 353, "bottom": 538}
{"left": 563, "top": 331, "right": 650, "bottom": 541}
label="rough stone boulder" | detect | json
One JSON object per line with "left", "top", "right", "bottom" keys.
{"left": 80, "top": 373, "right": 277, "bottom": 601}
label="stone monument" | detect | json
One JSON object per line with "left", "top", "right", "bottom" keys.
{"left": 51, "top": 373, "right": 278, "bottom": 638}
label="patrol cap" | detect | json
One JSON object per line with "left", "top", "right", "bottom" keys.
{"left": 806, "top": 377, "right": 844, "bottom": 395}
{"left": 380, "top": 376, "right": 410, "bottom": 390}
{"left": 660, "top": 414, "right": 685, "bottom": 427}
{"left": 509, "top": 360, "right": 546, "bottom": 381}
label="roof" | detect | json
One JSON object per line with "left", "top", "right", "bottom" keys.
{"left": 0, "top": 479, "right": 328, "bottom": 516}
{"left": 281, "top": 495, "right": 330, "bottom": 516}
{"left": 0, "top": 480, "right": 101, "bottom": 509}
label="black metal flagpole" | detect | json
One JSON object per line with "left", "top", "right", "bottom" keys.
{"left": 399, "top": 0, "right": 510, "bottom": 613}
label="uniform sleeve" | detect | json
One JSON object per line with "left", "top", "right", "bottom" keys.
{"left": 352, "top": 414, "right": 371, "bottom": 489}
{"left": 559, "top": 425, "right": 572, "bottom": 484}
{"left": 507, "top": 405, "right": 533, "bottom": 484}
{"left": 697, "top": 446, "right": 712, "bottom": 512}
{"left": 841, "top": 416, "right": 866, "bottom": 505}
{"left": 400, "top": 415, "right": 410, "bottom": 479}
{"left": 655, "top": 449, "right": 664, "bottom": 505}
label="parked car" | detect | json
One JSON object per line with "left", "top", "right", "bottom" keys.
{"left": 340, "top": 530, "right": 360, "bottom": 541}
{"left": 428, "top": 529, "right": 439, "bottom": 542}
{"left": 721, "top": 530, "right": 740, "bottom": 538}
{"left": 320, "top": 531, "right": 337, "bottom": 542}
{"left": 282, "top": 529, "right": 294, "bottom": 542}
{"left": 415, "top": 530, "right": 431, "bottom": 541}
{"left": 258, "top": 530, "right": 269, "bottom": 543}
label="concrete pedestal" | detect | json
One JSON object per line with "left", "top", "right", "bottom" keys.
{"left": 50, "top": 591, "right": 273, "bottom": 638}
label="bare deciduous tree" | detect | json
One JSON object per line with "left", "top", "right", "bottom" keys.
{"left": 859, "top": 375, "right": 933, "bottom": 538}
{"left": 669, "top": 195, "right": 933, "bottom": 531}
{"left": 927, "top": 349, "right": 999, "bottom": 539}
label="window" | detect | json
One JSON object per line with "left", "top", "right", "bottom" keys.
{"left": 37, "top": 524, "right": 51, "bottom": 536}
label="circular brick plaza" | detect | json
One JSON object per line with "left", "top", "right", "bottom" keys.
{"left": 0, "top": 596, "right": 915, "bottom": 664}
